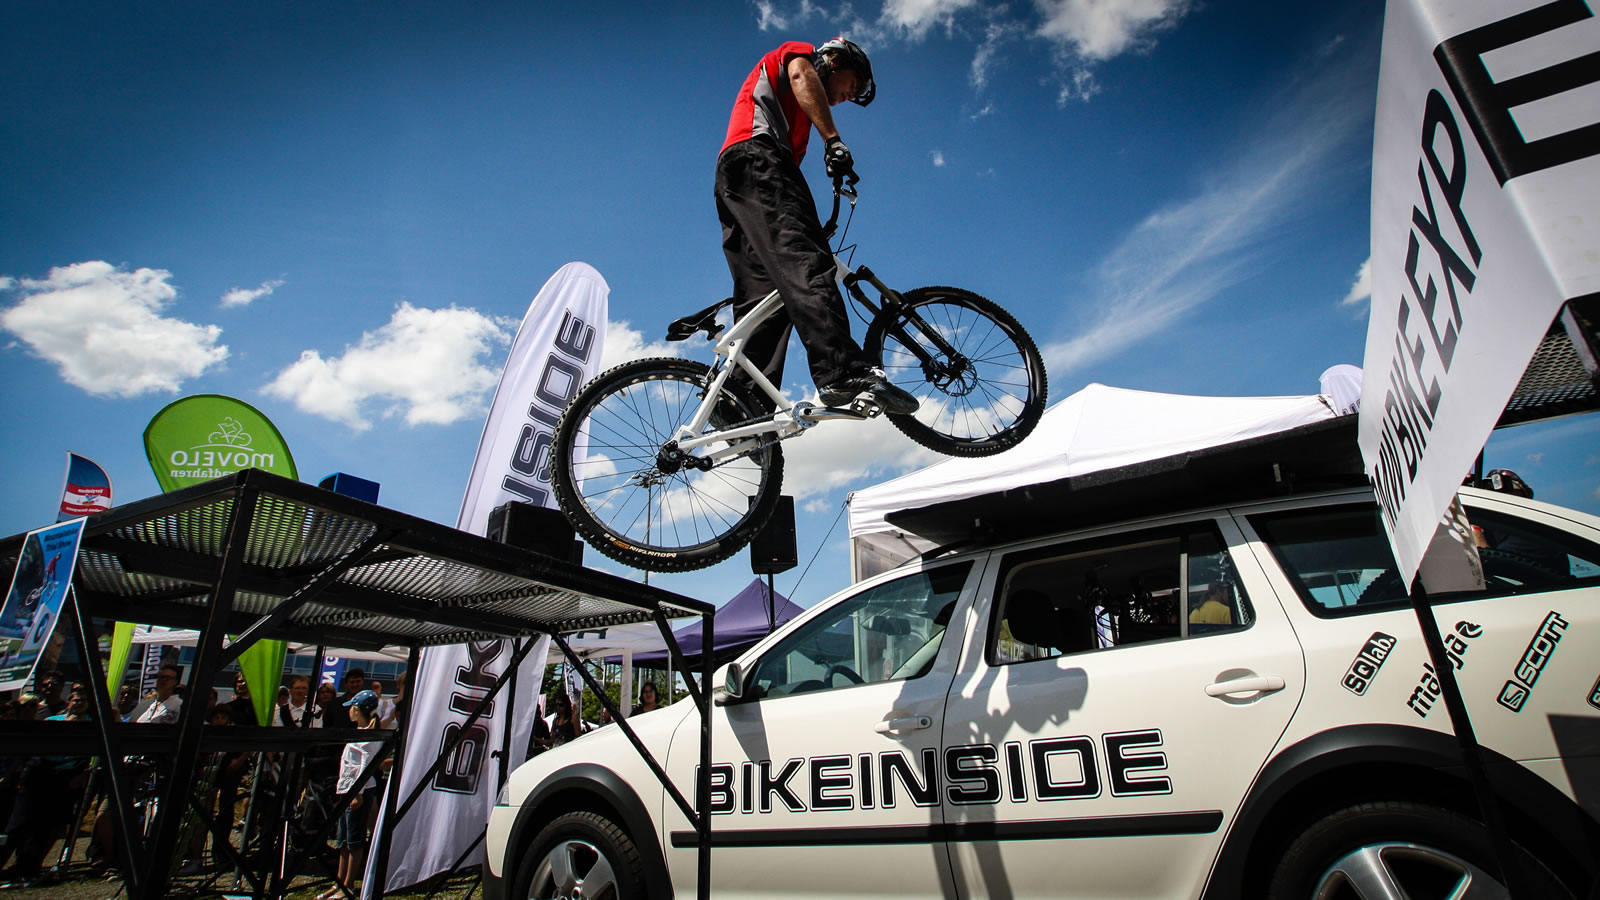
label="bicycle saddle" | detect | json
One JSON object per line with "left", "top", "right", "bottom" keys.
{"left": 666, "top": 298, "right": 732, "bottom": 342}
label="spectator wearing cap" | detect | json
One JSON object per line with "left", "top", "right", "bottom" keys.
{"left": 324, "top": 690, "right": 383, "bottom": 900}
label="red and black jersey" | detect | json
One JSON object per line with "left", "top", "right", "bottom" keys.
{"left": 721, "top": 41, "right": 815, "bottom": 164}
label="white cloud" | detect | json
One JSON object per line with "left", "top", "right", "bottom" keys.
{"left": 930, "top": 149, "right": 947, "bottom": 167}
{"left": 1034, "top": 0, "right": 1192, "bottom": 62}
{"left": 882, "top": 0, "right": 980, "bottom": 39}
{"left": 1340, "top": 257, "right": 1372, "bottom": 307}
{"left": 1042, "top": 48, "right": 1371, "bottom": 375}
{"left": 600, "top": 319, "right": 685, "bottom": 371}
{"left": 781, "top": 413, "right": 943, "bottom": 501}
{"left": 263, "top": 302, "right": 512, "bottom": 431}
{"left": 752, "top": 1, "right": 1198, "bottom": 106}
{"left": 754, "top": 0, "right": 827, "bottom": 30}
{"left": 221, "top": 278, "right": 285, "bottom": 308}
{"left": 1526, "top": 452, "right": 1545, "bottom": 465}
{"left": 0, "top": 260, "right": 228, "bottom": 397}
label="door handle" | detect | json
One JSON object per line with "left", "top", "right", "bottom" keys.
{"left": 875, "top": 715, "right": 933, "bottom": 734}
{"left": 1205, "top": 675, "right": 1286, "bottom": 697}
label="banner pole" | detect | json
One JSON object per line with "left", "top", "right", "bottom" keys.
{"left": 1407, "top": 582, "right": 1525, "bottom": 894}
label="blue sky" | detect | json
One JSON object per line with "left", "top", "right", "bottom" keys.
{"left": 4, "top": 0, "right": 1596, "bottom": 618}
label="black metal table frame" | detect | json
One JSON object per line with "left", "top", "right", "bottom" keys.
{"left": 0, "top": 468, "right": 719, "bottom": 900}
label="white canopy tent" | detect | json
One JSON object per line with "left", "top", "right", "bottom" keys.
{"left": 848, "top": 383, "right": 1342, "bottom": 579}
{"left": 128, "top": 624, "right": 411, "bottom": 664}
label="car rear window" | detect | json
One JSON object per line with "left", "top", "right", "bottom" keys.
{"left": 1249, "top": 503, "right": 1600, "bottom": 617}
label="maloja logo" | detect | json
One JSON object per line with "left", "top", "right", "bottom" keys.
{"left": 1342, "top": 632, "right": 1398, "bottom": 695}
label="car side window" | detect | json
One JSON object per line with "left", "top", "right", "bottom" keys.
{"left": 746, "top": 562, "right": 972, "bottom": 699}
{"left": 1249, "top": 502, "right": 1600, "bottom": 617}
{"left": 989, "top": 523, "right": 1252, "bottom": 665}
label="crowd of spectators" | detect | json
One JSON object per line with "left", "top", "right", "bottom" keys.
{"left": 0, "top": 665, "right": 403, "bottom": 891}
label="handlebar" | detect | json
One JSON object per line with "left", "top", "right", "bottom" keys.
{"left": 822, "top": 175, "right": 858, "bottom": 241}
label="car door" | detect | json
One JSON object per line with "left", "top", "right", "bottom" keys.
{"left": 941, "top": 514, "right": 1305, "bottom": 898}
{"left": 663, "top": 559, "right": 979, "bottom": 899}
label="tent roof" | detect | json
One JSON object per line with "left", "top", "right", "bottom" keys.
{"left": 632, "top": 578, "right": 802, "bottom": 668}
{"left": 890, "top": 415, "right": 1363, "bottom": 549}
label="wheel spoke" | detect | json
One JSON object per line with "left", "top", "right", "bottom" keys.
{"left": 556, "top": 360, "right": 781, "bottom": 570}
{"left": 1323, "top": 846, "right": 1406, "bottom": 900}
{"left": 582, "top": 853, "right": 619, "bottom": 897}
{"left": 870, "top": 290, "right": 1044, "bottom": 453}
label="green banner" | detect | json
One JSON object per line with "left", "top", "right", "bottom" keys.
{"left": 238, "top": 639, "right": 287, "bottom": 725}
{"left": 105, "top": 620, "right": 135, "bottom": 696}
{"left": 144, "top": 394, "right": 298, "bottom": 716}
{"left": 143, "top": 394, "right": 298, "bottom": 491}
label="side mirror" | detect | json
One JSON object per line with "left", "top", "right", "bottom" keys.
{"left": 713, "top": 662, "right": 745, "bottom": 705}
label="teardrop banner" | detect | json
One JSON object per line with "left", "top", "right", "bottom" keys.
{"left": 143, "top": 393, "right": 299, "bottom": 492}
{"left": 143, "top": 394, "right": 298, "bottom": 724}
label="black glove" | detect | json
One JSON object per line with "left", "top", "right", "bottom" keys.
{"left": 823, "top": 136, "right": 857, "bottom": 183}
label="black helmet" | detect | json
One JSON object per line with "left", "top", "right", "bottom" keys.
{"left": 815, "top": 37, "right": 875, "bottom": 106}
{"left": 1483, "top": 468, "right": 1533, "bottom": 499}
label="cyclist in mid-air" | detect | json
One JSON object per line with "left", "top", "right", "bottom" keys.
{"left": 715, "top": 36, "right": 918, "bottom": 416}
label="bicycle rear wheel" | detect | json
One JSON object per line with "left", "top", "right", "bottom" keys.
{"left": 865, "top": 286, "right": 1047, "bottom": 457}
{"left": 551, "top": 357, "right": 784, "bottom": 573}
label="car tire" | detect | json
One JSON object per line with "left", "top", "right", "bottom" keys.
{"left": 516, "top": 810, "right": 645, "bottom": 900}
{"left": 1265, "top": 800, "right": 1573, "bottom": 900}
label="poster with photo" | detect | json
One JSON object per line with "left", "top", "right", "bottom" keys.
{"left": 0, "top": 518, "right": 87, "bottom": 692}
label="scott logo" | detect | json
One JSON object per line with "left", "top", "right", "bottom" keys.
{"left": 1342, "top": 632, "right": 1398, "bottom": 695}
{"left": 1496, "top": 611, "right": 1568, "bottom": 713}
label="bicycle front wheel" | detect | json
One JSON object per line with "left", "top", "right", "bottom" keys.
{"left": 865, "top": 287, "right": 1047, "bottom": 457}
{"left": 551, "top": 357, "right": 784, "bottom": 573}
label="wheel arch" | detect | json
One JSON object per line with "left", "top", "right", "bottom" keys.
{"left": 1202, "top": 723, "right": 1599, "bottom": 899}
{"left": 504, "top": 762, "right": 673, "bottom": 899}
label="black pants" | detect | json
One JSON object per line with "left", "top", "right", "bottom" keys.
{"left": 715, "top": 137, "right": 870, "bottom": 396}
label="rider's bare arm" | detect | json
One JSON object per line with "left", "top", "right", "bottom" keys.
{"left": 787, "top": 56, "right": 840, "bottom": 142}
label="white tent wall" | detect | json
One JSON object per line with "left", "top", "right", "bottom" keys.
{"left": 848, "top": 383, "right": 1341, "bottom": 579}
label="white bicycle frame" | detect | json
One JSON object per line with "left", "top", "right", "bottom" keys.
{"left": 669, "top": 256, "right": 866, "bottom": 465}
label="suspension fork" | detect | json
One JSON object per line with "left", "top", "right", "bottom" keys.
{"left": 842, "top": 265, "right": 964, "bottom": 366}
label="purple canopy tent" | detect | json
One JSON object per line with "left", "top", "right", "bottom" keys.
{"left": 631, "top": 578, "right": 802, "bottom": 669}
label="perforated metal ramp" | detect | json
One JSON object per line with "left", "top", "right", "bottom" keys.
{"left": 0, "top": 468, "right": 719, "bottom": 900}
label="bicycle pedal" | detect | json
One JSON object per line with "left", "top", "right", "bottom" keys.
{"left": 848, "top": 399, "right": 883, "bottom": 418}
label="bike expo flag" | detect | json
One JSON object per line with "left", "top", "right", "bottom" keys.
{"left": 0, "top": 518, "right": 87, "bottom": 692}
{"left": 57, "top": 452, "right": 112, "bottom": 521}
{"left": 1358, "top": 0, "right": 1600, "bottom": 589}
{"left": 375, "top": 262, "right": 609, "bottom": 893}
{"left": 143, "top": 394, "right": 299, "bottom": 724}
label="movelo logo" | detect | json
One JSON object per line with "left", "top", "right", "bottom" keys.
{"left": 501, "top": 310, "right": 596, "bottom": 508}
{"left": 166, "top": 416, "right": 278, "bottom": 477}
{"left": 432, "top": 641, "right": 505, "bottom": 795}
{"left": 1342, "top": 632, "right": 1398, "bottom": 695}
{"left": 1496, "top": 610, "right": 1569, "bottom": 713}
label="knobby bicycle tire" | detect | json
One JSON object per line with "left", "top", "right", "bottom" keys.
{"left": 551, "top": 357, "right": 784, "bottom": 573}
{"left": 865, "top": 287, "right": 1047, "bottom": 457}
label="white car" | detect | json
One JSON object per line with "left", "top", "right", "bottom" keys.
{"left": 485, "top": 483, "right": 1600, "bottom": 899}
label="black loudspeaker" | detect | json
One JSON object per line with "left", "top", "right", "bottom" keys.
{"left": 488, "top": 501, "right": 583, "bottom": 565}
{"left": 318, "top": 472, "right": 380, "bottom": 504}
{"left": 750, "top": 495, "right": 797, "bottom": 575}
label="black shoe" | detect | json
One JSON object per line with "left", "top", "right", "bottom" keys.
{"left": 819, "top": 369, "right": 919, "bottom": 415}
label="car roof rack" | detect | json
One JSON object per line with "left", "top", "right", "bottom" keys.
{"left": 888, "top": 415, "right": 1366, "bottom": 548}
